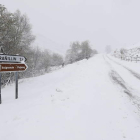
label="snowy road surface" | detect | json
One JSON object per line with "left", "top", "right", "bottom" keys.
{"left": 0, "top": 54, "right": 140, "bottom": 140}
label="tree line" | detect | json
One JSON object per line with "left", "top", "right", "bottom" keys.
{"left": 0, "top": 4, "right": 97, "bottom": 86}
{"left": 65, "top": 41, "right": 97, "bottom": 64}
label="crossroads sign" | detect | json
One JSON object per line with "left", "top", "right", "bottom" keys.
{"left": 0, "top": 54, "right": 26, "bottom": 63}
{"left": 0, "top": 63, "right": 28, "bottom": 72}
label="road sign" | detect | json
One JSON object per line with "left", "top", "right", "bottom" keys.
{"left": 0, "top": 54, "right": 26, "bottom": 63}
{"left": 0, "top": 54, "right": 27, "bottom": 104}
{"left": 0, "top": 63, "right": 28, "bottom": 72}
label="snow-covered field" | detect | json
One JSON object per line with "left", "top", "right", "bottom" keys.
{"left": 0, "top": 54, "right": 140, "bottom": 140}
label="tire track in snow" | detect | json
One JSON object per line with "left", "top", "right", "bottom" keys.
{"left": 106, "top": 55, "right": 140, "bottom": 80}
{"left": 103, "top": 55, "right": 132, "bottom": 97}
{"left": 109, "top": 70, "right": 132, "bottom": 97}
{"left": 103, "top": 55, "right": 140, "bottom": 112}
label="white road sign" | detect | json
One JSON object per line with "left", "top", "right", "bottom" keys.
{"left": 0, "top": 55, "right": 26, "bottom": 63}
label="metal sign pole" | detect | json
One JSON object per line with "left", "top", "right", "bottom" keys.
{"left": 15, "top": 72, "right": 18, "bottom": 99}
{"left": 0, "top": 73, "right": 1, "bottom": 104}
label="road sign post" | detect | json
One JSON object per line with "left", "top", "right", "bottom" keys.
{"left": 15, "top": 72, "right": 18, "bottom": 99}
{"left": 0, "top": 73, "right": 1, "bottom": 104}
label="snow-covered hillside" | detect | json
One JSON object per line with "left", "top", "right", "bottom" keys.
{"left": 33, "top": 33, "right": 67, "bottom": 56}
{"left": 0, "top": 54, "right": 140, "bottom": 140}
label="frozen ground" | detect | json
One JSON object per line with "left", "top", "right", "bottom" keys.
{"left": 0, "top": 54, "right": 140, "bottom": 140}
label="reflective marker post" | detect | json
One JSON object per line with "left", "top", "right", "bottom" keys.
{"left": 15, "top": 72, "right": 18, "bottom": 99}
{"left": 0, "top": 73, "right": 1, "bottom": 104}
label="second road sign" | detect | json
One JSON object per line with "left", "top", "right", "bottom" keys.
{"left": 0, "top": 63, "right": 28, "bottom": 72}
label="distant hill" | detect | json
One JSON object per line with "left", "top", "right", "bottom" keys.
{"left": 127, "top": 42, "right": 140, "bottom": 50}
{"left": 33, "top": 33, "right": 68, "bottom": 56}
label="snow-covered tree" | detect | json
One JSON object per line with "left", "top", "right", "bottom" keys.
{"left": 80, "top": 41, "right": 93, "bottom": 59}
{"left": 1, "top": 9, "right": 35, "bottom": 55}
{"left": 65, "top": 40, "right": 97, "bottom": 64}
{"left": 50, "top": 53, "right": 63, "bottom": 66}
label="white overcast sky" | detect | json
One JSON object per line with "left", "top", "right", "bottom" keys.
{"left": 1, "top": 0, "right": 140, "bottom": 53}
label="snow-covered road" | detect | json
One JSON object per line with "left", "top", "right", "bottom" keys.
{"left": 0, "top": 54, "right": 140, "bottom": 140}
{"left": 105, "top": 55, "right": 140, "bottom": 98}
